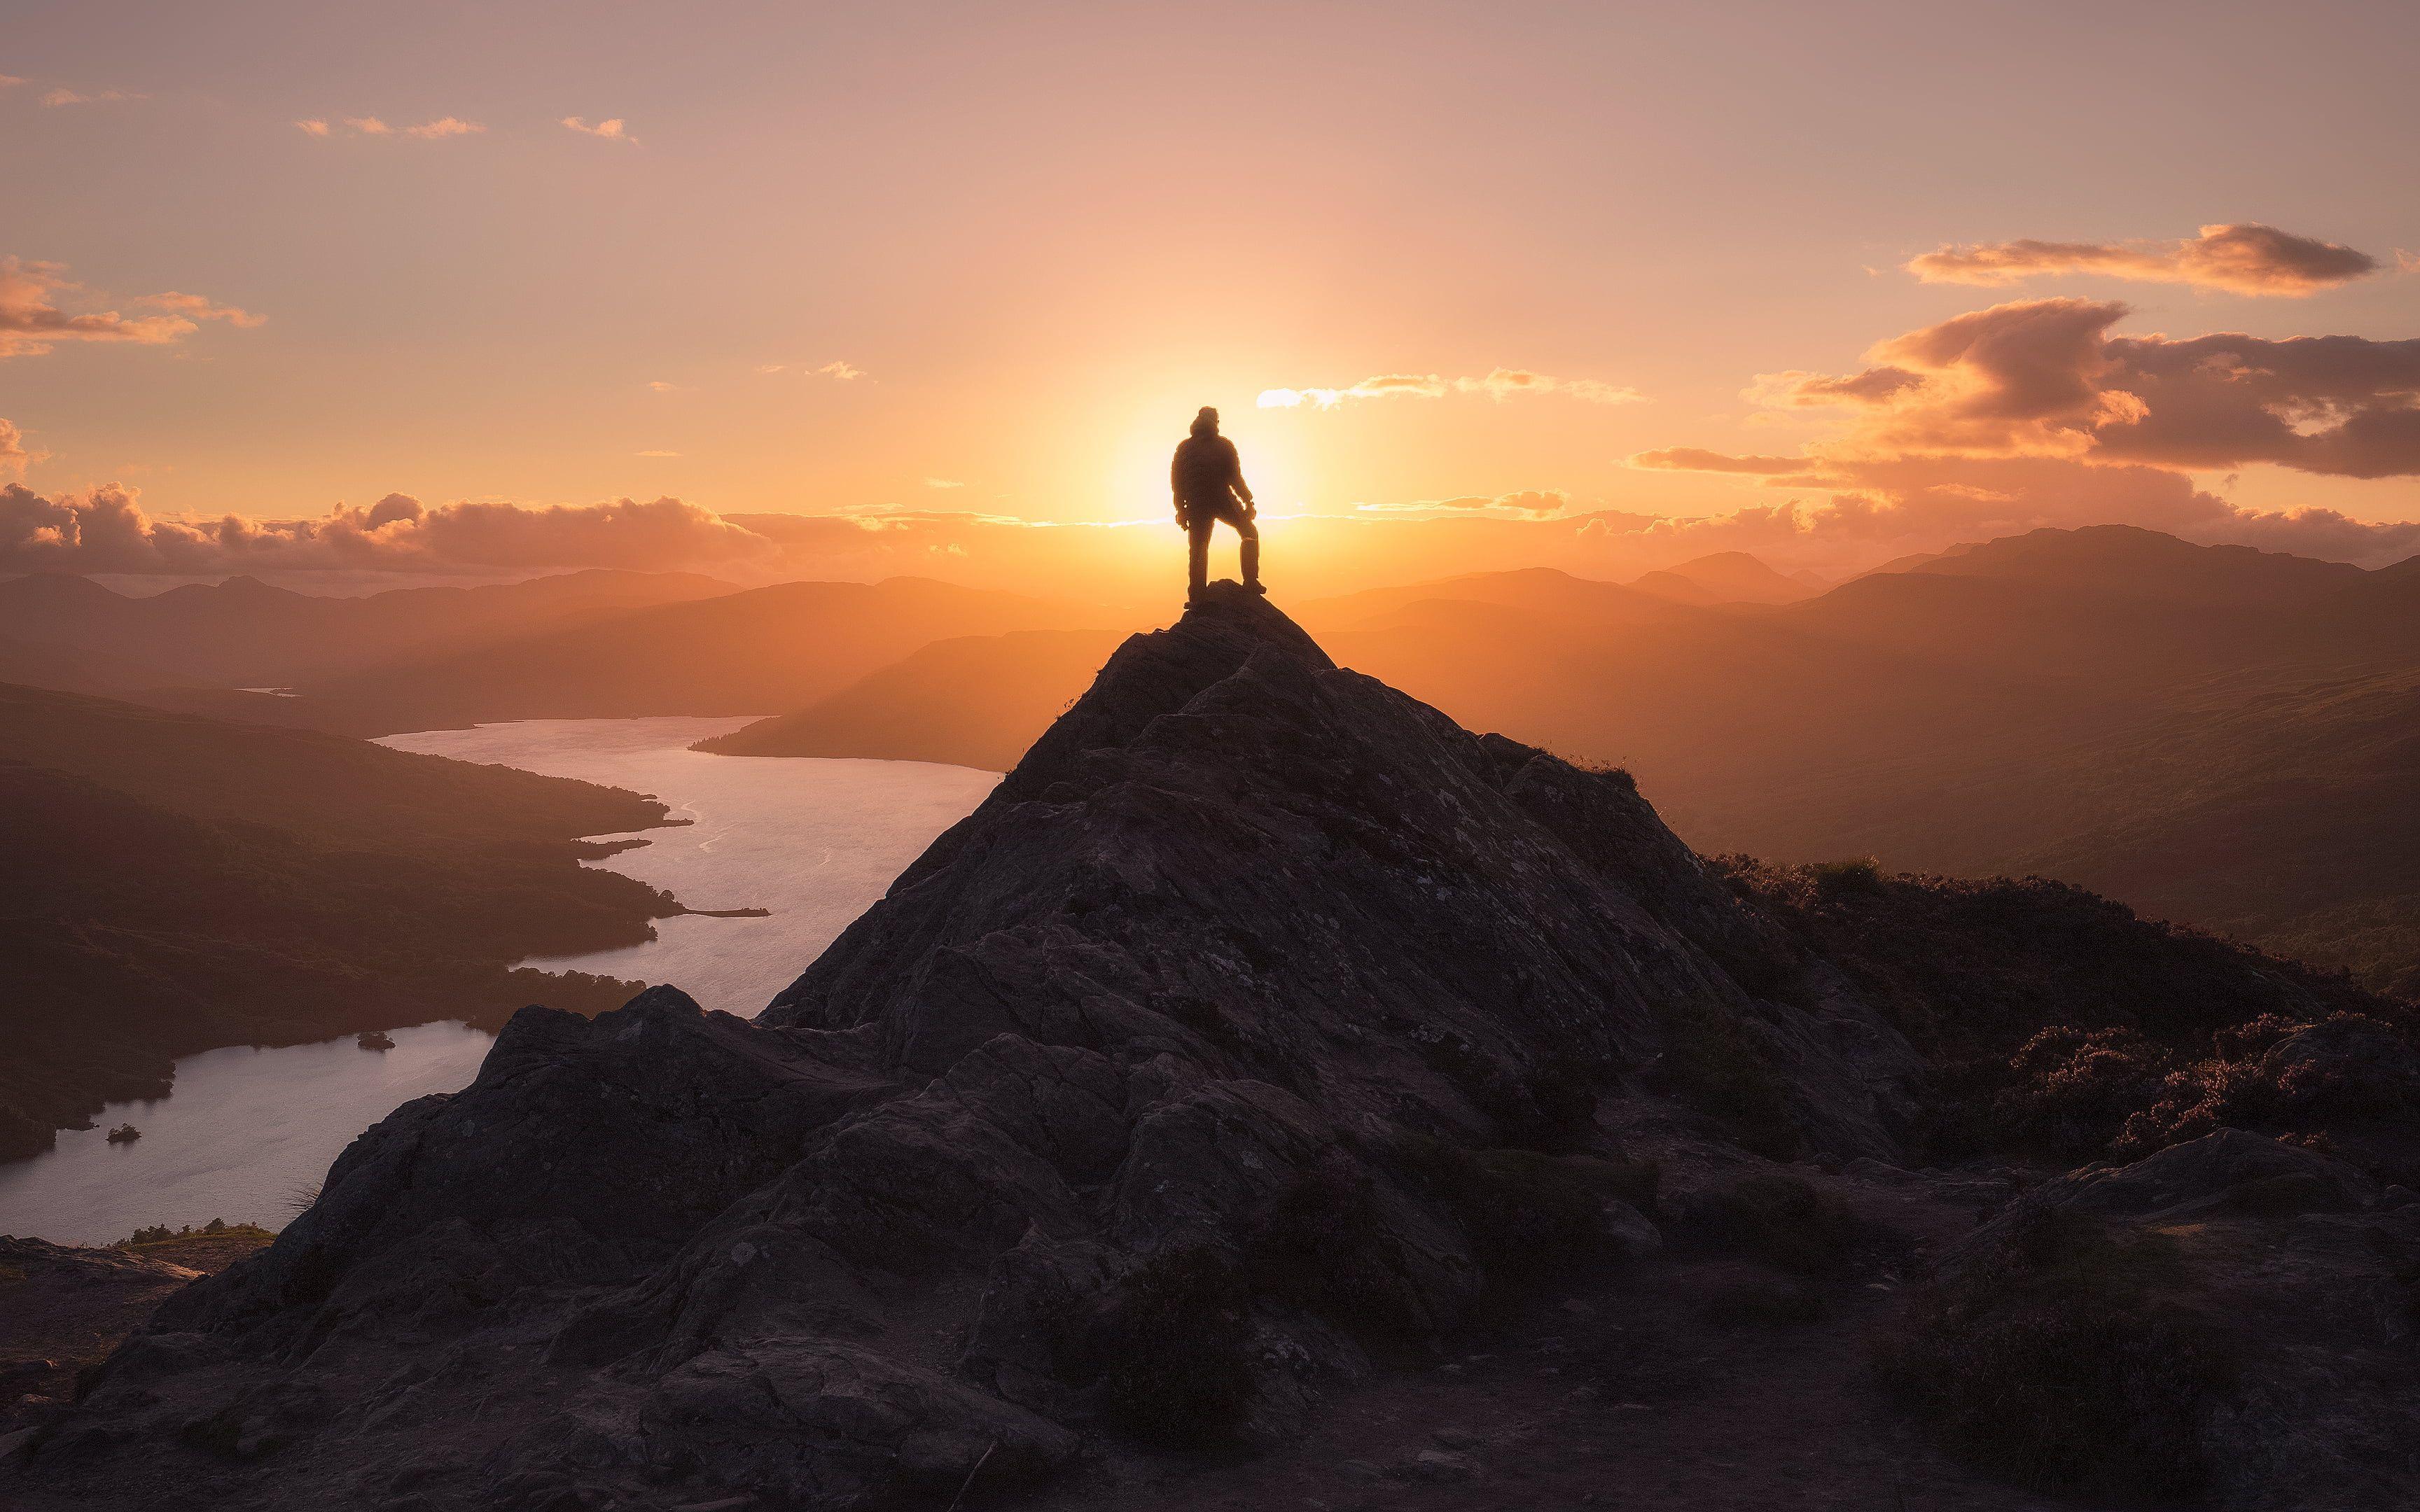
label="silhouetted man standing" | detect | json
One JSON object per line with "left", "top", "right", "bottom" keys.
{"left": 1171, "top": 406, "right": 1260, "bottom": 601}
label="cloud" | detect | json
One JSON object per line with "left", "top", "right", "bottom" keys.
{"left": 924, "top": 477, "right": 965, "bottom": 489}
{"left": 1628, "top": 448, "right": 1809, "bottom": 476}
{"left": 1907, "top": 223, "right": 2379, "bottom": 297}
{"left": 1355, "top": 489, "right": 1571, "bottom": 517}
{"left": 312, "top": 116, "right": 480, "bottom": 140}
{"left": 140, "top": 291, "right": 265, "bottom": 328}
{"left": 1618, "top": 452, "right": 2420, "bottom": 568}
{"left": 1746, "top": 367, "right": 1923, "bottom": 407}
{"left": 41, "top": 87, "right": 141, "bottom": 107}
{"left": 0, "top": 486, "right": 784, "bottom": 574}
{"left": 0, "top": 76, "right": 24, "bottom": 89}
{"left": 1259, "top": 368, "right": 1644, "bottom": 410}
{"left": 1462, "top": 368, "right": 1646, "bottom": 405}
{"left": 1720, "top": 298, "right": 2420, "bottom": 478}
{"left": 1, "top": 258, "right": 263, "bottom": 359}
{"left": 635, "top": 449, "right": 681, "bottom": 458}
{"left": 758, "top": 359, "right": 865, "bottom": 380}
{"left": 0, "top": 419, "right": 29, "bottom": 476}
{"left": 646, "top": 380, "right": 680, "bottom": 392}
{"left": 562, "top": 115, "right": 637, "bottom": 144}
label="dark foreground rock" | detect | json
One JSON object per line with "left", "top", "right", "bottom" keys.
{"left": 11, "top": 584, "right": 2419, "bottom": 1511}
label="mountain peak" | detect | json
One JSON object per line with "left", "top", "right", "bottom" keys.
{"left": 25, "top": 586, "right": 2415, "bottom": 1509}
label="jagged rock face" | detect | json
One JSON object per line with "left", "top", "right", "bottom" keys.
{"left": 4, "top": 587, "right": 1927, "bottom": 1509}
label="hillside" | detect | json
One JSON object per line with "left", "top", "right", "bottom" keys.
{"left": 302, "top": 575, "right": 1101, "bottom": 734}
{"left": 695, "top": 627, "right": 1128, "bottom": 768}
{"left": 673, "top": 526, "right": 2420, "bottom": 992}
{"left": 14, "top": 586, "right": 2419, "bottom": 1511}
{"left": 0, "top": 685, "right": 680, "bottom": 1160}
{"left": 0, "top": 569, "right": 735, "bottom": 690}
{"left": 1627, "top": 550, "right": 1816, "bottom": 605}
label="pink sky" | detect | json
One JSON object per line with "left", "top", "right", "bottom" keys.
{"left": 4, "top": 0, "right": 2419, "bottom": 587}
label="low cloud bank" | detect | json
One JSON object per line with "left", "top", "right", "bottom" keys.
{"left": 1907, "top": 223, "right": 2379, "bottom": 296}
{"left": 0, "top": 486, "right": 781, "bottom": 574}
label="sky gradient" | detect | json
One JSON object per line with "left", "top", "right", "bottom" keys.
{"left": 5, "top": 0, "right": 2419, "bottom": 589}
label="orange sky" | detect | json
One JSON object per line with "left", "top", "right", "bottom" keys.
{"left": 6, "top": 1, "right": 2420, "bottom": 590}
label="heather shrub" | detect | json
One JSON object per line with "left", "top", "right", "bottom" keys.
{"left": 1097, "top": 1247, "right": 1255, "bottom": 1448}
{"left": 1649, "top": 996, "right": 1800, "bottom": 1159}
{"left": 1695, "top": 1172, "right": 1862, "bottom": 1278}
{"left": 1876, "top": 1209, "right": 2225, "bottom": 1499}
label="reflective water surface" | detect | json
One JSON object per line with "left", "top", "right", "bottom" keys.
{"left": 0, "top": 719, "right": 996, "bottom": 1244}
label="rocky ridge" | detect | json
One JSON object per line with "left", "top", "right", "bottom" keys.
{"left": 9, "top": 583, "right": 2420, "bottom": 1511}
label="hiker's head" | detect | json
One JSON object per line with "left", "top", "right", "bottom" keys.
{"left": 1191, "top": 406, "right": 1219, "bottom": 437}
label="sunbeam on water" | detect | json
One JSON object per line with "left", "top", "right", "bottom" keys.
{"left": 0, "top": 719, "right": 996, "bottom": 1245}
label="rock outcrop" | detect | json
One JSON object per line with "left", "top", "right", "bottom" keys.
{"left": 10, "top": 584, "right": 2417, "bottom": 1511}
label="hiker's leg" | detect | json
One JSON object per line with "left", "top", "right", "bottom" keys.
{"left": 1235, "top": 512, "right": 1260, "bottom": 589}
{"left": 1188, "top": 515, "right": 1211, "bottom": 597}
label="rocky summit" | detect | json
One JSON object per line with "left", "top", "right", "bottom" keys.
{"left": 12, "top": 582, "right": 2420, "bottom": 1512}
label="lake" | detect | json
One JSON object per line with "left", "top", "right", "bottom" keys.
{"left": 0, "top": 718, "right": 996, "bottom": 1245}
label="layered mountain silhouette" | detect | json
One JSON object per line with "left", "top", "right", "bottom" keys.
{"left": 0, "top": 569, "right": 734, "bottom": 694}
{"left": 15, "top": 586, "right": 2418, "bottom": 1511}
{"left": 296, "top": 577, "right": 1101, "bottom": 734}
{"left": 0, "top": 684, "right": 679, "bottom": 1160}
{"left": 697, "top": 527, "right": 2420, "bottom": 990}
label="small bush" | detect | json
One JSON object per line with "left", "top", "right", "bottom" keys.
{"left": 1393, "top": 1138, "right": 1648, "bottom": 1292}
{"left": 1810, "top": 857, "right": 1885, "bottom": 896}
{"left": 1992, "top": 1026, "right": 2171, "bottom": 1159}
{"left": 1875, "top": 1209, "right": 2224, "bottom": 1499}
{"left": 1244, "top": 1154, "right": 1428, "bottom": 1340}
{"left": 1097, "top": 1247, "right": 1256, "bottom": 1448}
{"left": 1650, "top": 997, "right": 1801, "bottom": 1159}
{"left": 1696, "top": 1173, "right": 1861, "bottom": 1278}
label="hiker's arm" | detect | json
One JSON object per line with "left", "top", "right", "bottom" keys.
{"left": 1229, "top": 444, "right": 1256, "bottom": 511}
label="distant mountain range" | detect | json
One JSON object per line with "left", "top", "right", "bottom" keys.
{"left": 295, "top": 576, "right": 1101, "bottom": 734}
{"left": 681, "top": 528, "right": 2420, "bottom": 992}
{"left": 0, "top": 683, "right": 681, "bottom": 1161}
{"left": 13, "top": 529, "right": 2419, "bottom": 991}
{"left": 0, "top": 567, "right": 735, "bottom": 691}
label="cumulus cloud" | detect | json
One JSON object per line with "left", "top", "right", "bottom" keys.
{"left": 1718, "top": 298, "right": 2420, "bottom": 478}
{"left": 1258, "top": 368, "right": 1643, "bottom": 409}
{"left": 1619, "top": 453, "right": 2420, "bottom": 568}
{"left": 1, "top": 258, "right": 261, "bottom": 358}
{"left": 141, "top": 290, "right": 266, "bottom": 328}
{"left": 1355, "top": 489, "right": 1571, "bottom": 517}
{"left": 41, "top": 87, "right": 141, "bottom": 107}
{"left": 1629, "top": 293, "right": 2420, "bottom": 567}
{"left": 645, "top": 379, "right": 680, "bottom": 392}
{"left": 758, "top": 359, "right": 865, "bottom": 380}
{"left": 0, "top": 419, "right": 29, "bottom": 476}
{"left": 310, "top": 116, "right": 480, "bottom": 140}
{"left": 0, "top": 486, "right": 784, "bottom": 574}
{"left": 1629, "top": 449, "right": 1810, "bottom": 476}
{"left": 1907, "top": 223, "right": 2379, "bottom": 297}
{"left": 562, "top": 115, "right": 637, "bottom": 144}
